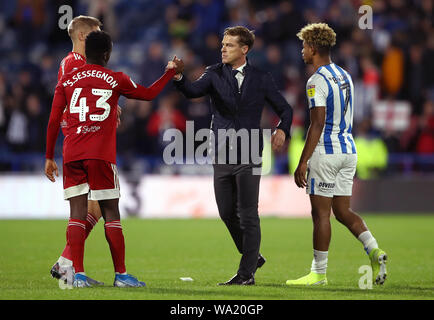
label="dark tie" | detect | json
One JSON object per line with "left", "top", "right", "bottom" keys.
{"left": 232, "top": 69, "right": 240, "bottom": 93}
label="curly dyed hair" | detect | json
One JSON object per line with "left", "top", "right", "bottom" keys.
{"left": 297, "top": 23, "right": 336, "bottom": 55}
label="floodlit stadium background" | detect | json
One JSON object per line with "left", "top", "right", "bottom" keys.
{"left": 0, "top": 0, "right": 432, "bottom": 218}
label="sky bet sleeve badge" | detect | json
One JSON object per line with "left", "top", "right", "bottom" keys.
{"left": 307, "top": 84, "right": 315, "bottom": 98}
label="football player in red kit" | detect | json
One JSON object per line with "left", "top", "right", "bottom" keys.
{"left": 50, "top": 15, "right": 106, "bottom": 286}
{"left": 45, "top": 30, "right": 181, "bottom": 287}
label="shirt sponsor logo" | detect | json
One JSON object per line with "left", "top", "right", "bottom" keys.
{"left": 318, "top": 182, "right": 335, "bottom": 189}
{"left": 76, "top": 125, "right": 101, "bottom": 134}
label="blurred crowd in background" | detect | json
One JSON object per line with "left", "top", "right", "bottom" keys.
{"left": 0, "top": 0, "right": 433, "bottom": 177}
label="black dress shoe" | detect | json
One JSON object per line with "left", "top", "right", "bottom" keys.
{"left": 257, "top": 254, "right": 266, "bottom": 270}
{"left": 218, "top": 274, "right": 255, "bottom": 286}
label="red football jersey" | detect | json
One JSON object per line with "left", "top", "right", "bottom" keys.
{"left": 46, "top": 63, "right": 175, "bottom": 164}
{"left": 58, "top": 52, "right": 86, "bottom": 131}
{"left": 58, "top": 52, "right": 86, "bottom": 81}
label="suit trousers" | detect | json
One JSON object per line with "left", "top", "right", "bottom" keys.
{"left": 213, "top": 163, "right": 261, "bottom": 278}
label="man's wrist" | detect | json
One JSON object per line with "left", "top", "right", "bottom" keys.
{"left": 174, "top": 74, "right": 183, "bottom": 81}
{"left": 276, "top": 127, "right": 289, "bottom": 140}
{"left": 298, "top": 158, "right": 308, "bottom": 165}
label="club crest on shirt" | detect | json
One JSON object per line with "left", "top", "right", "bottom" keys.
{"left": 307, "top": 84, "right": 315, "bottom": 98}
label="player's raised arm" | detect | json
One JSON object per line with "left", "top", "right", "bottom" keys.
{"left": 117, "top": 58, "right": 182, "bottom": 101}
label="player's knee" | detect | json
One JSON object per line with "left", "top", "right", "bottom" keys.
{"left": 98, "top": 200, "right": 120, "bottom": 222}
{"left": 88, "top": 200, "right": 102, "bottom": 218}
{"left": 311, "top": 208, "right": 330, "bottom": 221}
{"left": 332, "top": 205, "right": 347, "bottom": 221}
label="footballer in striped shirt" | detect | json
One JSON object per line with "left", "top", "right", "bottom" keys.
{"left": 286, "top": 23, "right": 387, "bottom": 287}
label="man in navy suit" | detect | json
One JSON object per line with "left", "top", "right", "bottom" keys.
{"left": 173, "top": 26, "right": 293, "bottom": 285}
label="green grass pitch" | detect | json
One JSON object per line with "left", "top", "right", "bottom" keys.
{"left": 0, "top": 215, "right": 433, "bottom": 300}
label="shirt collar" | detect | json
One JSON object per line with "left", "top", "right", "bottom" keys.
{"left": 236, "top": 62, "right": 247, "bottom": 74}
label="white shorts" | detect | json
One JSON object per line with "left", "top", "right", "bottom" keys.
{"left": 306, "top": 151, "right": 357, "bottom": 198}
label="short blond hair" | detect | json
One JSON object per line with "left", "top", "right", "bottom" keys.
{"left": 67, "top": 15, "right": 102, "bottom": 40}
{"left": 297, "top": 23, "right": 336, "bottom": 53}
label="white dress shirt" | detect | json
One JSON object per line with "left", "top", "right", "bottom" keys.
{"left": 234, "top": 61, "right": 247, "bottom": 91}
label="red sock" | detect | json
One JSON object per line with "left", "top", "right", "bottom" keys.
{"left": 67, "top": 219, "right": 86, "bottom": 273}
{"left": 60, "top": 213, "right": 97, "bottom": 262}
{"left": 60, "top": 226, "right": 72, "bottom": 261}
{"left": 84, "top": 213, "right": 99, "bottom": 239}
{"left": 104, "top": 220, "right": 126, "bottom": 274}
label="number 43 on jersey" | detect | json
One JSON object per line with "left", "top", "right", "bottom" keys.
{"left": 69, "top": 88, "right": 112, "bottom": 122}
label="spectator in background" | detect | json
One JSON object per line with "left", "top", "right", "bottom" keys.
{"left": 422, "top": 33, "right": 434, "bottom": 102}
{"left": 134, "top": 100, "right": 154, "bottom": 155}
{"left": 354, "top": 119, "right": 388, "bottom": 179}
{"left": 6, "top": 95, "right": 27, "bottom": 153}
{"left": 198, "top": 33, "right": 221, "bottom": 66}
{"left": 336, "top": 41, "right": 358, "bottom": 78}
{"left": 140, "top": 42, "right": 167, "bottom": 87}
{"left": 88, "top": 0, "right": 118, "bottom": 39}
{"left": 165, "top": 3, "right": 192, "bottom": 40}
{"left": 261, "top": 6, "right": 281, "bottom": 44}
{"left": 147, "top": 94, "right": 186, "bottom": 154}
{"left": 416, "top": 100, "right": 434, "bottom": 154}
{"left": 14, "top": 0, "right": 47, "bottom": 47}
{"left": 39, "top": 54, "right": 58, "bottom": 94}
{"left": 353, "top": 56, "right": 379, "bottom": 125}
{"left": 247, "top": 35, "right": 267, "bottom": 68}
{"left": 193, "top": 0, "right": 223, "bottom": 36}
{"left": 25, "top": 94, "right": 46, "bottom": 152}
{"left": 117, "top": 99, "right": 138, "bottom": 156}
{"left": 177, "top": 0, "right": 195, "bottom": 23}
{"left": 382, "top": 40, "right": 405, "bottom": 98}
{"left": 406, "top": 44, "right": 424, "bottom": 114}
{"left": 265, "top": 44, "right": 285, "bottom": 90}
{"left": 0, "top": 73, "right": 7, "bottom": 137}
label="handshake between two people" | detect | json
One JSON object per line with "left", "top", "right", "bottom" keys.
{"left": 166, "top": 56, "right": 184, "bottom": 80}
{"left": 164, "top": 55, "right": 287, "bottom": 153}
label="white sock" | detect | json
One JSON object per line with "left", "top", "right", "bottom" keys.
{"left": 57, "top": 256, "right": 73, "bottom": 268}
{"left": 358, "top": 231, "right": 378, "bottom": 255}
{"left": 310, "top": 249, "right": 328, "bottom": 274}
{"left": 116, "top": 272, "right": 128, "bottom": 275}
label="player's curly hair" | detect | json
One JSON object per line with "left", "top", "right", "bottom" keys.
{"left": 297, "top": 23, "right": 336, "bottom": 55}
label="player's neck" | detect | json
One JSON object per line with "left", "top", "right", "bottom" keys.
{"left": 313, "top": 56, "right": 332, "bottom": 72}
{"left": 86, "top": 59, "right": 105, "bottom": 67}
{"left": 72, "top": 43, "right": 86, "bottom": 58}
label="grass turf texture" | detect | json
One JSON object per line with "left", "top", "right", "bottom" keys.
{"left": 0, "top": 215, "right": 433, "bottom": 300}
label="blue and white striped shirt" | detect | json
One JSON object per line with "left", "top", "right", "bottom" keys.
{"left": 306, "top": 63, "right": 357, "bottom": 155}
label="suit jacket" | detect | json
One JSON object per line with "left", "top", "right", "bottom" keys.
{"left": 174, "top": 61, "right": 293, "bottom": 164}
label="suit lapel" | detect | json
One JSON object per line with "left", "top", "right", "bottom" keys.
{"left": 240, "top": 64, "right": 254, "bottom": 101}
{"left": 224, "top": 64, "right": 238, "bottom": 92}
{"left": 222, "top": 64, "right": 239, "bottom": 111}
